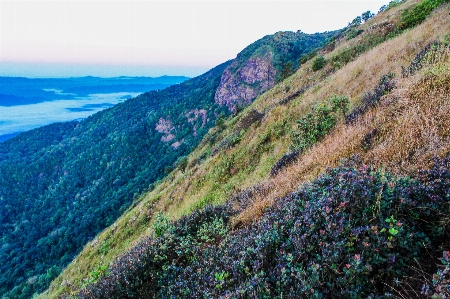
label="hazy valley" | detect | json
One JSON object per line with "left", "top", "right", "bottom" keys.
{"left": 0, "top": 76, "right": 189, "bottom": 142}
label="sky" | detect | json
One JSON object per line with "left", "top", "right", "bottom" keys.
{"left": 0, "top": 0, "right": 390, "bottom": 78}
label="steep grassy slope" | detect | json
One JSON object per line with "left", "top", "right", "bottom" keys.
{"left": 40, "top": 0, "right": 450, "bottom": 297}
{"left": 0, "top": 31, "right": 331, "bottom": 298}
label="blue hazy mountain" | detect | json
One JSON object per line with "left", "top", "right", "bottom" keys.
{"left": 0, "top": 76, "right": 189, "bottom": 141}
{"left": 0, "top": 76, "right": 189, "bottom": 106}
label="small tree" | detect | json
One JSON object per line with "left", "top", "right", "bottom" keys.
{"left": 362, "top": 11, "right": 375, "bottom": 22}
{"left": 215, "top": 115, "right": 226, "bottom": 130}
{"left": 176, "top": 156, "right": 188, "bottom": 173}
{"left": 348, "top": 16, "right": 362, "bottom": 27}
{"left": 280, "top": 61, "right": 294, "bottom": 81}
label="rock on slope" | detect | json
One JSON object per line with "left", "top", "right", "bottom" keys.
{"left": 215, "top": 31, "right": 335, "bottom": 111}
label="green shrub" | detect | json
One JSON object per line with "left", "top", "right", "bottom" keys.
{"left": 175, "top": 156, "right": 188, "bottom": 173}
{"left": 279, "top": 61, "right": 294, "bottom": 81}
{"left": 153, "top": 212, "right": 170, "bottom": 237}
{"left": 196, "top": 217, "right": 228, "bottom": 243}
{"left": 215, "top": 115, "right": 226, "bottom": 130}
{"left": 312, "top": 55, "right": 327, "bottom": 71}
{"left": 298, "top": 49, "right": 319, "bottom": 66}
{"left": 291, "top": 95, "right": 348, "bottom": 151}
{"left": 345, "top": 28, "right": 364, "bottom": 40}
{"left": 400, "top": 0, "right": 449, "bottom": 30}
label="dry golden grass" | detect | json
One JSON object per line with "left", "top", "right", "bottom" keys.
{"left": 234, "top": 64, "right": 450, "bottom": 226}
{"left": 233, "top": 5, "right": 450, "bottom": 226}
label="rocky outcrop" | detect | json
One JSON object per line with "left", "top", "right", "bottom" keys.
{"left": 213, "top": 30, "right": 336, "bottom": 112}
{"left": 155, "top": 117, "right": 175, "bottom": 142}
{"left": 214, "top": 53, "right": 276, "bottom": 112}
{"left": 185, "top": 109, "right": 207, "bottom": 136}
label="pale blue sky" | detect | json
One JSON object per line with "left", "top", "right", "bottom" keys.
{"left": 0, "top": 1, "right": 390, "bottom": 78}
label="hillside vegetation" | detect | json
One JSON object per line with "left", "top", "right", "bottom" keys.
{"left": 79, "top": 156, "right": 450, "bottom": 298}
{"left": 33, "top": 0, "right": 450, "bottom": 298}
{"left": 0, "top": 28, "right": 332, "bottom": 298}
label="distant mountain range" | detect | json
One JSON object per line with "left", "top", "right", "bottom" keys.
{"left": 0, "top": 76, "right": 189, "bottom": 106}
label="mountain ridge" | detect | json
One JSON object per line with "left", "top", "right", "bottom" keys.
{"left": 38, "top": 0, "right": 450, "bottom": 297}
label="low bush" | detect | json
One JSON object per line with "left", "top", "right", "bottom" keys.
{"left": 291, "top": 94, "right": 349, "bottom": 151}
{"left": 76, "top": 205, "right": 235, "bottom": 299}
{"left": 361, "top": 128, "right": 379, "bottom": 151}
{"left": 345, "top": 73, "right": 396, "bottom": 124}
{"left": 279, "top": 83, "right": 312, "bottom": 105}
{"left": 346, "top": 28, "right": 364, "bottom": 40}
{"left": 270, "top": 150, "right": 301, "bottom": 177}
{"left": 420, "top": 251, "right": 450, "bottom": 298}
{"left": 402, "top": 41, "right": 449, "bottom": 77}
{"left": 235, "top": 109, "right": 264, "bottom": 132}
{"left": 399, "top": 0, "right": 449, "bottom": 30}
{"left": 298, "top": 49, "right": 319, "bottom": 66}
{"left": 77, "top": 155, "right": 450, "bottom": 298}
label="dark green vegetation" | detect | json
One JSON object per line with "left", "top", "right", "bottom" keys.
{"left": 312, "top": 56, "right": 327, "bottom": 71}
{"left": 345, "top": 73, "right": 396, "bottom": 124}
{"left": 0, "top": 32, "right": 333, "bottom": 298}
{"left": 399, "top": 0, "right": 450, "bottom": 29}
{"left": 291, "top": 94, "right": 349, "bottom": 152}
{"left": 78, "top": 156, "right": 450, "bottom": 298}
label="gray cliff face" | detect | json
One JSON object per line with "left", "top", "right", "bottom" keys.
{"left": 214, "top": 53, "right": 276, "bottom": 112}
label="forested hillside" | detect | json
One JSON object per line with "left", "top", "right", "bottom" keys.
{"left": 38, "top": 0, "right": 450, "bottom": 298}
{"left": 0, "top": 62, "right": 227, "bottom": 298}
{"left": 0, "top": 30, "right": 332, "bottom": 298}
